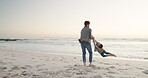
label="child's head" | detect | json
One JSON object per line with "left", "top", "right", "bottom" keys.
{"left": 99, "top": 44, "right": 103, "bottom": 48}
{"left": 96, "top": 42, "right": 103, "bottom": 48}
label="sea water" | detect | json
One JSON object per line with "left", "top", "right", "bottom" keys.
{"left": 0, "top": 36, "right": 148, "bottom": 60}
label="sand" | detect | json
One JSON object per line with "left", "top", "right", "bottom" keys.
{"left": 0, "top": 47, "right": 148, "bottom": 78}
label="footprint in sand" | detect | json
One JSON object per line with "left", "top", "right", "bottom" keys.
{"left": 42, "top": 71, "right": 51, "bottom": 74}
{"left": 38, "top": 69, "right": 44, "bottom": 71}
{"left": 137, "top": 67, "right": 144, "bottom": 70}
{"left": 62, "top": 72, "right": 72, "bottom": 77}
{"left": 2, "top": 76, "right": 9, "bottom": 78}
{"left": 10, "top": 73, "right": 20, "bottom": 78}
{"left": 103, "top": 63, "right": 111, "bottom": 65}
{"left": 76, "top": 76, "right": 87, "bottom": 78}
{"left": 11, "top": 59, "right": 16, "bottom": 60}
{"left": 106, "top": 75, "right": 114, "bottom": 78}
{"left": 20, "top": 65, "right": 32, "bottom": 70}
{"left": 88, "top": 65, "right": 100, "bottom": 70}
{"left": 115, "top": 63, "right": 119, "bottom": 65}
{"left": 20, "top": 66, "right": 27, "bottom": 69}
{"left": 31, "top": 57, "right": 35, "bottom": 59}
{"left": 21, "top": 71, "right": 32, "bottom": 76}
{"left": 11, "top": 66, "right": 20, "bottom": 70}
{"left": 24, "top": 65, "right": 32, "bottom": 68}
{"left": 93, "top": 75, "right": 102, "bottom": 78}
{"left": 36, "top": 65, "right": 42, "bottom": 68}
{"left": 76, "top": 72, "right": 86, "bottom": 75}
{"left": 7, "top": 72, "right": 11, "bottom": 75}
{"left": 142, "top": 70, "right": 148, "bottom": 74}
{"left": 0, "top": 60, "right": 2, "bottom": 63}
{"left": 125, "top": 64, "right": 130, "bottom": 66}
{"left": 107, "top": 71, "right": 117, "bottom": 74}
{"left": 9, "top": 66, "right": 20, "bottom": 72}
{"left": 0, "top": 61, "right": 7, "bottom": 65}
{"left": 73, "top": 57, "right": 76, "bottom": 59}
{"left": 4, "top": 57, "right": 8, "bottom": 59}
{"left": 7, "top": 62, "right": 12, "bottom": 64}
{"left": 32, "top": 74, "right": 39, "bottom": 78}
{"left": 11, "top": 54, "right": 15, "bottom": 57}
{"left": 117, "top": 68, "right": 127, "bottom": 71}
{"left": 108, "top": 66, "right": 115, "bottom": 69}
{"left": 60, "top": 59, "right": 63, "bottom": 61}
{"left": 0, "top": 66, "right": 7, "bottom": 70}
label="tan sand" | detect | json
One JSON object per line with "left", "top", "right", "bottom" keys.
{"left": 0, "top": 47, "right": 148, "bottom": 78}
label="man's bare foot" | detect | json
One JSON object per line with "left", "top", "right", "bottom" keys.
{"left": 83, "top": 62, "right": 86, "bottom": 66}
{"left": 89, "top": 62, "right": 92, "bottom": 66}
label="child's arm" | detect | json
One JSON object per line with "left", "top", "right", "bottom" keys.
{"left": 98, "top": 48, "right": 104, "bottom": 53}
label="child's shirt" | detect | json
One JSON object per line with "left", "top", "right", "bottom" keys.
{"left": 93, "top": 40, "right": 102, "bottom": 52}
{"left": 95, "top": 46, "right": 102, "bottom": 52}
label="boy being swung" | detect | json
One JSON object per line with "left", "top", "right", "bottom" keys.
{"left": 93, "top": 40, "right": 116, "bottom": 57}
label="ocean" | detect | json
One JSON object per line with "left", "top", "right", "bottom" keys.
{"left": 0, "top": 36, "right": 148, "bottom": 60}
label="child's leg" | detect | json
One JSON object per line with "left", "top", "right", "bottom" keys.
{"left": 105, "top": 54, "right": 116, "bottom": 57}
{"left": 110, "top": 53, "right": 116, "bottom": 57}
{"left": 104, "top": 50, "right": 116, "bottom": 57}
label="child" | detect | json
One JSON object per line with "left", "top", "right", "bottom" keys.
{"left": 93, "top": 40, "right": 116, "bottom": 57}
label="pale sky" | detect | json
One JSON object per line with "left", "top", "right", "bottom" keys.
{"left": 0, "top": 0, "right": 148, "bottom": 38}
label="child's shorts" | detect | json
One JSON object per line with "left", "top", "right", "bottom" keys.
{"left": 100, "top": 50, "right": 111, "bottom": 57}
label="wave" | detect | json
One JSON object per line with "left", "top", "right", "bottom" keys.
{"left": 0, "top": 39, "right": 27, "bottom": 41}
{"left": 99, "top": 38, "right": 148, "bottom": 42}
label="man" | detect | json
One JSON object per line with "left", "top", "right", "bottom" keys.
{"left": 80, "top": 21, "right": 94, "bottom": 66}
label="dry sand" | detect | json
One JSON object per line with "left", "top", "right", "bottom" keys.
{"left": 0, "top": 47, "right": 148, "bottom": 78}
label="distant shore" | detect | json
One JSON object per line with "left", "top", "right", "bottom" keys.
{"left": 0, "top": 47, "right": 148, "bottom": 78}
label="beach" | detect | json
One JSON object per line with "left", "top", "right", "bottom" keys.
{"left": 1, "top": 0, "right": 148, "bottom": 78}
{"left": 0, "top": 47, "right": 148, "bottom": 78}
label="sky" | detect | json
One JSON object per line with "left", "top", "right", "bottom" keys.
{"left": 0, "top": 0, "right": 148, "bottom": 38}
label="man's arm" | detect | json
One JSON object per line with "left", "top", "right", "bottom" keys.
{"left": 89, "top": 29, "right": 95, "bottom": 40}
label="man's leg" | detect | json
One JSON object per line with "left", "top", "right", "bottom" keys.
{"left": 81, "top": 43, "right": 86, "bottom": 65}
{"left": 86, "top": 44, "right": 93, "bottom": 66}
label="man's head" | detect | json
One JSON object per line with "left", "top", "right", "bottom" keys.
{"left": 84, "top": 21, "right": 90, "bottom": 27}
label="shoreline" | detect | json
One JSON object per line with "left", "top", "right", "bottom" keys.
{"left": 0, "top": 46, "right": 148, "bottom": 62}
